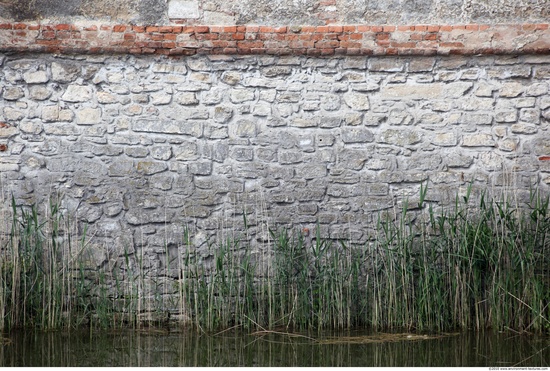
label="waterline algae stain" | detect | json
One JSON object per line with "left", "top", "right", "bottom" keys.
{"left": 1, "top": 184, "right": 549, "bottom": 334}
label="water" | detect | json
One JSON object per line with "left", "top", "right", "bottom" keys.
{"left": 1, "top": 328, "right": 549, "bottom": 367}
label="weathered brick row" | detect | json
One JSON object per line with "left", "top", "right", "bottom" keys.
{"left": 0, "top": 23, "right": 549, "bottom": 55}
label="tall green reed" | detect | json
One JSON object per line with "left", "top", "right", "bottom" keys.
{"left": 1, "top": 184, "right": 548, "bottom": 334}
{"left": 180, "top": 183, "right": 549, "bottom": 334}
{"left": 0, "top": 196, "right": 89, "bottom": 330}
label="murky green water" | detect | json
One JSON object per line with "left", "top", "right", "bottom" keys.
{"left": 1, "top": 328, "right": 549, "bottom": 367}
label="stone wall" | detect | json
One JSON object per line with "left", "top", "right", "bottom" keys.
{"left": 0, "top": 0, "right": 548, "bottom": 324}
{"left": 1, "top": 52, "right": 549, "bottom": 271}
{"left": 1, "top": 0, "right": 549, "bottom": 25}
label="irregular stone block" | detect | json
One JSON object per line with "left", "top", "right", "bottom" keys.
{"left": 176, "top": 92, "right": 199, "bottom": 105}
{"left": 3, "top": 107, "right": 25, "bottom": 121}
{"left": 407, "top": 153, "right": 442, "bottom": 171}
{"left": 276, "top": 92, "right": 301, "bottom": 104}
{"left": 125, "top": 147, "right": 149, "bottom": 158}
{"left": 378, "top": 129, "right": 422, "bottom": 146}
{"left": 0, "top": 163, "right": 19, "bottom": 172}
{"left": 497, "top": 138, "right": 518, "bottom": 152}
{"left": 381, "top": 82, "right": 472, "bottom": 100}
{"left": 296, "top": 163, "right": 327, "bottom": 179}
{"left": 511, "top": 123, "right": 538, "bottom": 134}
{"left": 23, "top": 70, "right": 49, "bottom": 84}
{"left": 231, "top": 147, "right": 254, "bottom": 162}
{"left": 499, "top": 82, "right": 524, "bottom": 98}
{"left": 343, "top": 91, "right": 370, "bottom": 111}
{"left": 150, "top": 174, "right": 174, "bottom": 190}
{"left": 337, "top": 149, "right": 369, "bottom": 170}
{"left": 201, "top": 88, "right": 224, "bottom": 105}
{"left": 19, "top": 121, "right": 43, "bottom": 134}
{"left": 495, "top": 110, "right": 518, "bottom": 123}
{"left": 0, "top": 124, "right": 18, "bottom": 138}
{"left": 316, "top": 134, "right": 335, "bottom": 147}
{"left": 62, "top": 85, "right": 92, "bottom": 102}
{"left": 152, "top": 63, "right": 187, "bottom": 74}
{"left": 460, "top": 112, "right": 493, "bottom": 125}
{"left": 2, "top": 87, "right": 24, "bottom": 100}
{"left": 28, "top": 85, "right": 52, "bottom": 101}
{"left": 43, "top": 123, "right": 80, "bottom": 136}
{"left": 278, "top": 151, "right": 303, "bottom": 164}
{"left": 388, "top": 109, "right": 413, "bottom": 125}
{"left": 137, "top": 161, "right": 168, "bottom": 175}
{"left": 41, "top": 105, "right": 73, "bottom": 122}
{"left": 432, "top": 132, "right": 458, "bottom": 146}
{"left": 534, "top": 67, "right": 550, "bottom": 79}
{"left": 234, "top": 119, "right": 257, "bottom": 137}
{"left": 150, "top": 146, "right": 173, "bottom": 160}
{"left": 295, "top": 186, "right": 326, "bottom": 201}
{"left": 255, "top": 147, "right": 277, "bottom": 162}
{"left": 520, "top": 108, "right": 540, "bottom": 124}
{"left": 213, "top": 106, "right": 233, "bottom": 123}
{"left": 108, "top": 160, "right": 135, "bottom": 177}
{"left": 221, "top": 71, "right": 242, "bottom": 85}
{"left": 174, "top": 142, "right": 199, "bottom": 161}
{"left": 297, "top": 204, "right": 318, "bottom": 215}
{"left": 341, "top": 127, "right": 374, "bottom": 143}
{"left": 51, "top": 62, "right": 80, "bottom": 83}
{"left": 46, "top": 157, "right": 77, "bottom": 172}
{"left": 368, "top": 58, "right": 406, "bottom": 72}
{"left": 526, "top": 83, "right": 549, "bottom": 97}
{"left": 408, "top": 58, "right": 436, "bottom": 72}
{"left": 291, "top": 117, "right": 318, "bottom": 128}
{"left": 230, "top": 89, "right": 255, "bottom": 103}
{"left": 262, "top": 66, "right": 292, "bottom": 77}
{"left": 150, "top": 91, "right": 172, "bottom": 105}
{"left": 253, "top": 103, "right": 271, "bottom": 116}
{"left": 462, "top": 133, "right": 496, "bottom": 147}
{"left": 76, "top": 107, "right": 102, "bottom": 125}
{"left": 188, "top": 161, "right": 212, "bottom": 175}
{"left": 187, "top": 58, "right": 211, "bottom": 71}
{"left": 133, "top": 120, "right": 202, "bottom": 137}
{"left": 342, "top": 57, "right": 367, "bottom": 70}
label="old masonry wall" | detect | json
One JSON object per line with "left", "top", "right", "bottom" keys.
{"left": 0, "top": 0, "right": 549, "bottom": 309}
{"left": 1, "top": 51, "right": 550, "bottom": 268}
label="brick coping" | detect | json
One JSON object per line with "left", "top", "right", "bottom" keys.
{"left": 0, "top": 23, "right": 549, "bottom": 56}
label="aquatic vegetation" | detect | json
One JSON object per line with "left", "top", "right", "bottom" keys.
{"left": 0, "top": 184, "right": 549, "bottom": 333}
{"left": 181, "top": 183, "right": 550, "bottom": 333}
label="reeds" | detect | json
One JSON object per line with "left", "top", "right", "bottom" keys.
{"left": 180, "top": 183, "right": 550, "bottom": 333}
{"left": 1, "top": 184, "right": 549, "bottom": 333}
{"left": 0, "top": 195, "right": 85, "bottom": 330}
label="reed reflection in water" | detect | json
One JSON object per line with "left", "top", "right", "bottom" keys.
{"left": 1, "top": 329, "right": 549, "bottom": 367}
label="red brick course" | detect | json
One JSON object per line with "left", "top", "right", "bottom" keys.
{"left": 0, "top": 22, "right": 548, "bottom": 55}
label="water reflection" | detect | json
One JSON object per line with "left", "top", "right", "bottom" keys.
{"left": 1, "top": 328, "right": 548, "bottom": 367}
